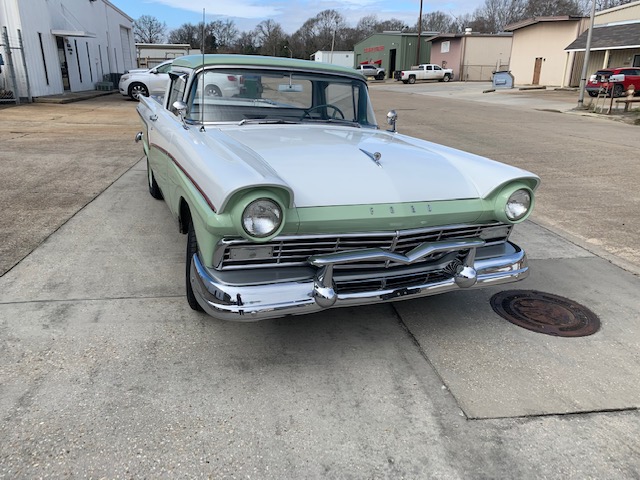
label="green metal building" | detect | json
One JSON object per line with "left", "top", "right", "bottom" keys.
{"left": 353, "top": 32, "right": 437, "bottom": 79}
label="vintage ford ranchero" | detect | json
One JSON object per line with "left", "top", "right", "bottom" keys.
{"left": 136, "top": 55, "right": 539, "bottom": 321}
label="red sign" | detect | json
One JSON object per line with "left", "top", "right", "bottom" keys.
{"left": 364, "top": 45, "right": 385, "bottom": 53}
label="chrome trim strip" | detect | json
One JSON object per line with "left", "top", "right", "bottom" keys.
{"left": 308, "top": 239, "right": 484, "bottom": 266}
{"left": 215, "top": 222, "right": 512, "bottom": 270}
{"left": 190, "top": 242, "right": 529, "bottom": 322}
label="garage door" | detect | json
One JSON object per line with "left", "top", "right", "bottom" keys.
{"left": 120, "top": 26, "right": 133, "bottom": 72}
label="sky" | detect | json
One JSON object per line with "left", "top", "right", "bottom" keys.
{"left": 109, "top": 0, "right": 481, "bottom": 35}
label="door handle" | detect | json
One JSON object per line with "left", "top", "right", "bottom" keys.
{"left": 149, "top": 114, "right": 158, "bottom": 121}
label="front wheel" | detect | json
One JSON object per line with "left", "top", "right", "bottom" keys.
{"left": 128, "top": 82, "right": 148, "bottom": 100}
{"left": 442, "top": 74, "right": 451, "bottom": 82}
{"left": 375, "top": 73, "right": 384, "bottom": 80}
{"left": 186, "top": 222, "right": 204, "bottom": 312}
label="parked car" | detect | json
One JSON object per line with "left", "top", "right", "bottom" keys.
{"left": 586, "top": 67, "right": 640, "bottom": 97}
{"left": 357, "top": 64, "right": 386, "bottom": 80}
{"left": 119, "top": 60, "right": 243, "bottom": 100}
{"left": 119, "top": 60, "right": 173, "bottom": 99}
{"left": 400, "top": 64, "right": 454, "bottom": 84}
{"left": 135, "top": 54, "right": 539, "bottom": 321}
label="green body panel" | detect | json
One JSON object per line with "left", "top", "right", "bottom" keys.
{"left": 294, "top": 200, "right": 485, "bottom": 234}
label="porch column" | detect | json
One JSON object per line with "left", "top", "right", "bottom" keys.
{"left": 603, "top": 49, "right": 610, "bottom": 68}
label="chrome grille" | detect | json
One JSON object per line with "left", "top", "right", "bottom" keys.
{"left": 217, "top": 222, "right": 512, "bottom": 270}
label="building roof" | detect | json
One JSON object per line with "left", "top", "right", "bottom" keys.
{"left": 564, "top": 21, "right": 640, "bottom": 51}
{"left": 595, "top": 0, "right": 640, "bottom": 17}
{"left": 505, "top": 16, "right": 585, "bottom": 32}
{"left": 429, "top": 32, "right": 512, "bottom": 42}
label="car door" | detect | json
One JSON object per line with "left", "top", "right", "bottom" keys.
{"left": 425, "top": 65, "right": 435, "bottom": 80}
{"left": 621, "top": 69, "right": 640, "bottom": 91}
{"left": 141, "top": 73, "right": 186, "bottom": 212}
{"left": 148, "top": 62, "right": 172, "bottom": 96}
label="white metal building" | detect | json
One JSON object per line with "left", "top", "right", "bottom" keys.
{"left": 0, "top": 0, "right": 135, "bottom": 100}
{"left": 310, "top": 51, "right": 355, "bottom": 69}
{"left": 136, "top": 43, "right": 202, "bottom": 69}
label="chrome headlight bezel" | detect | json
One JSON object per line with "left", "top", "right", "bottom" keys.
{"left": 505, "top": 189, "right": 532, "bottom": 221}
{"left": 241, "top": 198, "right": 283, "bottom": 239}
{"left": 494, "top": 185, "right": 535, "bottom": 224}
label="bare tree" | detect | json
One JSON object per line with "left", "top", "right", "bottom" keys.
{"left": 233, "top": 32, "right": 258, "bottom": 55}
{"left": 526, "top": 0, "right": 581, "bottom": 16}
{"left": 209, "top": 19, "right": 239, "bottom": 52}
{"left": 417, "top": 11, "right": 455, "bottom": 32}
{"left": 254, "top": 19, "right": 287, "bottom": 56}
{"left": 167, "top": 23, "right": 199, "bottom": 48}
{"left": 133, "top": 15, "right": 167, "bottom": 43}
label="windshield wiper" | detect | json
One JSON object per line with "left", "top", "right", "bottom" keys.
{"left": 302, "top": 118, "right": 361, "bottom": 127}
{"left": 238, "top": 118, "right": 299, "bottom": 126}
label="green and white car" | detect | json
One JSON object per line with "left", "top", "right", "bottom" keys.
{"left": 136, "top": 54, "right": 539, "bottom": 321}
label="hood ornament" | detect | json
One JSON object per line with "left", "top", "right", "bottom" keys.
{"left": 360, "top": 149, "right": 383, "bottom": 168}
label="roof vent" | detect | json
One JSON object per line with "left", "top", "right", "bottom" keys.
{"left": 465, "top": 28, "right": 472, "bottom": 34}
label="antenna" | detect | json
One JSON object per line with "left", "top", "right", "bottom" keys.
{"left": 200, "top": 8, "right": 206, "bottom": 131}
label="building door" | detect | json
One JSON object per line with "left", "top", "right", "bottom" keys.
{"left": 119, "top": 26, "right": 133, "bottom": 72}
{"left": 389, "top": 49, "right": 397, "bottom": 79}
{"left": 56, "top": 36, "right": 70, "bottom": 90}
{"left": 532, "top": 57, "right": 543, "bottom": 85}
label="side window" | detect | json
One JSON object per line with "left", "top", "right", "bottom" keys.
{"left": 434, "top": 65, "right": 442, "bottom": 71}
{"left": 167, "top": 73, "right": 187, "bottom": 114}
{"left": 326, "top": 82, "right": 357, "bottom": 121}
{"left": 156, "top": 63, "right": 172, "bottom": 74}
{"left": 426, "top": 65, "right": 433, "bottom": 70}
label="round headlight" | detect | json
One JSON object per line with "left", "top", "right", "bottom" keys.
{"left": 242, "top": 199, "right": 282, "bottom": 238}
{"left": 505, "top": 189, "right": 531, "bottom": 221}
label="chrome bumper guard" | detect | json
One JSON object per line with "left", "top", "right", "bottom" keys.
{"left": 190, "top": 240, "right": 530, "bottom": 321}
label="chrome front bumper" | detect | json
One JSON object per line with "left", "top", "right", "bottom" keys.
{"left": 190, "top": 241, "right": 530, "bottom": 321}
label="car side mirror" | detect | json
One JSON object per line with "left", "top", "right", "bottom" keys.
{"left": 172, "top": 101, "right": 189, "bottom": 129}
{"left": 386, "top": 110, "right": 398, "bottom": 133}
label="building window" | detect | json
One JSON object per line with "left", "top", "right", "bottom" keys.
{"left": 38, "top": 32, "right": 49, "bottom": 85}
{"left": 441, "top": 41, "right": 450, "bottom": 54}
{"left": 634, "top": 54, "right": 640, "bottom": 67}
{"left": 75, "top": 39, "right": 82, "bottom": 82}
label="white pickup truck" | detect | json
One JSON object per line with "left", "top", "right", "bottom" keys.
{"left": 400, "top": 64, "right": 453, "bottom": 84}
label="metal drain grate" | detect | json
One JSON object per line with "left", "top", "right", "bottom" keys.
{"left": 490, "top": 290, "right": 601, "bottom": 337}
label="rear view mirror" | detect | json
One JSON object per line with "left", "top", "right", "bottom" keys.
{"left": 278, "top": 84, "right": 303, "bottom": 93}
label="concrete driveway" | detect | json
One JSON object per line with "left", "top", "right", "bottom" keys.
{"left": 1, "top": 89, "right": 639, "bottom": 478}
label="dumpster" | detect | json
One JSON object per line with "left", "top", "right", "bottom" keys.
{"left": 240, "top": 75, "right": 263, "bottom": 98}
{"left": 492, "top": 71, "right": 514, "bottom": 89}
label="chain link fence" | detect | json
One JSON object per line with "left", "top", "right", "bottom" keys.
{"left": 459, "top": 64, "right": 509, "bottom": 82}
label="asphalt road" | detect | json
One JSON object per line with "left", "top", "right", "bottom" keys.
{"left": 1, "top": 88, "right": 639, "bottom": 478}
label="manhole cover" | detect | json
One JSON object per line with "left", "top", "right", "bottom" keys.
{"left": 490, "top": 290, "right": 600, "bottom": 337}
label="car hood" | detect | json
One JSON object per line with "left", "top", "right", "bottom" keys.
{"left": 201, "top": 124, "right": 538, "bottom": 210}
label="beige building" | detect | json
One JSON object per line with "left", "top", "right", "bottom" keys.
{"left": 429, "top": 33, "right": 512, "bottom": 81}
{"left": 565, "top": 1, "right": 640, "bottom": 84}
{"left": 505, "top": 16, "right": 589, "bottom": 86}
{"left": 505, "top": 1, "right": 640, "bottom": 87}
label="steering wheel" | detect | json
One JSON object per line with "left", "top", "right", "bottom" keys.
{"left": 301, "top": 104, "right": 345, "bottom": 120}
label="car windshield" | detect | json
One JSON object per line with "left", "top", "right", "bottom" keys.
{"left": 185, "top": 68, "right": 378, "bottom": 127}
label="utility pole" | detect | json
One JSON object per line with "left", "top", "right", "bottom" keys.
{"left": 416, "top": 0, "right": 423, "bottom": 66}
{"left": 577, "top": 0, "right": 597, "bottom": 108}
